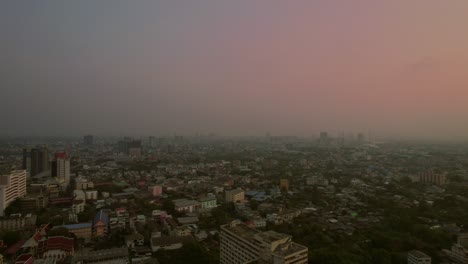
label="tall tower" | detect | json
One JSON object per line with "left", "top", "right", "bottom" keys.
{"left": 52, "top": 152, "right": 70, "bottom": 189}
{"left": 83, "top": 135, "right": 94, "bottom": 145}
{"left": 23, "top": 146, "right": 49, "bottom": 177}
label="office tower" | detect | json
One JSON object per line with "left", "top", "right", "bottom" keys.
{"left": 52, "top": 152, "right": 70, "bottom": 189}
{"left": 225, "top": 189, "right": 244, "bottom": 203}
{"left": 320, "top": 132, "right": 328, "bottom": 140}
{"left": 83, "top": 135, "right": 94, "bottom": 145}
{"left": 407, "top": 250, "right": 431, "bottom": 264}
{"left": 220, "top": 221, "right": 308, "bottom": 264}
{"left": 23, "top": 146, "right": 49, "bottom": 177}
{"left": 0, "top": 170, "right": 27, "bottom": 216}
{"left": 118, "top": 139, "right": 142, "bottom": 156}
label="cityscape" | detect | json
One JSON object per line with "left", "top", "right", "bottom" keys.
{"left": 2, "top": 1, "right": 468, "bottom": 264}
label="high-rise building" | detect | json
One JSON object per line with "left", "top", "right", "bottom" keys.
{"left": 23, "top": 146, "right": 49, "bottom": 177}
{"left": 149, "top": 136, "right": 156, "bottom": 148}
{"left": 419, "top": 170, "right": 446, "bottom": 186}
{"left": 407, "top": 250, "right": 431, "bottom": 264}
{"left": 51, "top": 152, "right": 70, "bottom": 189}
{"left": 220, "top": 221, "right": 308, "bottom": 264}
{"left": 0, "top": 170, "right": 27, "bottom": 216}
{"left": 118, "top": 139, "right": 142, "bottom": 156}
{"left": 83, "top": 135, "right": 94, "bottom": 145}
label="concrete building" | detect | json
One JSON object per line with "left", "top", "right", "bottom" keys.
{"left": 0, "top": 214, "right": 36, "bottom": 231}
{"left": 72, "top": 190, "right": 86, "bottom": 214}
{"left": 74, "top": 248, "right": 129, "bottom": 264}
{"left": 225, "top": 189, "right": 244, "bottom": 203}
{"left": 0, "top": 170, "right": 27, "bottom": 216}
{"left": 418, "top": 170, "right": 447, "bottom": 186}
{"left": 150, "top": 186, "right": 162, "bottom": 197}
{"left": 23, "top": 146, "right": 49, "bottom": 177}
{"left": 408, "top": 250, "right": 431, "bottom": 264}
{"left": 448, "top": 233, "right": 468, "bottom": 264}
{"left": 199, "top": 195, "right": 217, "bottom": 209}
{"left": 83, "top": 135, "right": 94, "bottom": 145}
{"left": 220, "top": 221, "right": 308, "bottom": 264}
{"left": 173, "top": 199, "right": 200, "bottom": 213}
{"left": 51, "top": 152, "right": 70, "bottom": 189}
{"left": 85, "top": 190, "right": 98, "bottom": 201}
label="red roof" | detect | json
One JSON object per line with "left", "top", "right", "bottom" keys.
{"left": 5, "top": 240, "right": 25, "bottom": 255}
{"left": 37, "top": 236, "right": 74, "bottom": 255}
{"left": 15, "top": 254, "right": 34, "bottom": 264}
{"left": 55, "top": 152, "right": 68, "bottom": 159}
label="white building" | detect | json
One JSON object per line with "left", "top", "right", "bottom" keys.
{"left": 0, "top": 170, "right": 27, "bottom": 216}
{"left": 85, "top": 190, "right": 98, "bottom": 201}
{"left": 220, "top": 221, "right": 308, "bottom": 264}
{"left": 408, "top": 250, "right": 431, "bottom": 264}
{"left": 53, "top": 152, "right": 70, "bottom": 190}
{"left": 72, "top": 190, "right": 86, "bottom": 213}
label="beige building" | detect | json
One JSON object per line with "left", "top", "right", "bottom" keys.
{"left": 448, "top": 233, "right": 468, "bottom": 264}
{"left": 0, "top": 214, "right": 36, "bottom": 231}
{"left": 220, "top": 221, "right": 308, "bottom": 264}
{"left": 225, "top": 189, "right": 244, "bottom": 203}
{"left": 0, "top": 170, "right": 27, "bottom": 216}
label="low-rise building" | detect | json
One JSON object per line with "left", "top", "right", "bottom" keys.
{"left": 407, "top": 250, "right": 431, "bottom": 264}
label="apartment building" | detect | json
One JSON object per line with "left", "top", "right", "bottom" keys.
{"left": 0, "top": 170, "right": 27, "bottom": 216}
{"left": 220, "top": 221, "right": 308, "bottom": 264}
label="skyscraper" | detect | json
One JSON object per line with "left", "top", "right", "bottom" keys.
{"left": 23, "top": 146, "right": 49, "bottom": 177}
{"left": 149, "top": 136, "right": 156, "bottom": 148}
{"left": 83, "top": 135, "right": 94, "bottom": 145}
{"left": 51, "top": 152, "right": 70, "bottom": 189}
{"left": 0, "top": 170, "right": 27, "bottom": 216}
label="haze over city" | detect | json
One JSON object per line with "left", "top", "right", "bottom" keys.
{"left": 1, "top": 1, "right": 468, "bottom": 139}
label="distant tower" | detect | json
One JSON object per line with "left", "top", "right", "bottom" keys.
{"left": 23, "top": 146, "right": 49, "bottom": 177}
{"left": 83, "top": 135, "right": 94, "bottom": 145}
{"left": 149, "top": 136, "right": 156, "bottom": 148}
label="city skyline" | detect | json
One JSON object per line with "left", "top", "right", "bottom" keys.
{"left": 2, "top": 1, "right": 468, "bottom": 139}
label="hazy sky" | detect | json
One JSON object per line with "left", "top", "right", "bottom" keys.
{"left": 1, "top": 1, "right": 468, "bottom": 138}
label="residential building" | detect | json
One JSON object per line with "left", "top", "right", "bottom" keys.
{"left": 85, "top": 190, "right": 98, "bottom": 201}
{"left": 72, "top": 190, "right": 86, "bottom": 214}
{"left": 225, "top": 189, "right": 244, "bottom": 203}
{"left": 220, "top": 221, "right": 308, "bottom": 264}
{"left": 0, "top": 214, "right": 36, "bottom": 231}
{"left": 448, "top": 233, "right": 468, "bottom": 264}
{"left": 408, "top": 250, "right": 431, "bottom": 264}
{"left": 173, "top": 199, "right": 200, "bottom": 213}
{"left": 51, "top": 152, "right": 70, "bottom": 189}
{"left": 150, "top": 186, "right": 162, "bottom": 197}
{"left": 199, "top": 195, "right": 217, "bottom": 209}
{"left": 0, "top": 170, "right": 27, "bottom": 216}
{"left": 418, "top": 170, "right": 447, "bottom": 186}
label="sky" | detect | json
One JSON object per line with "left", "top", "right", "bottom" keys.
{"left": 1, "top": 1, "right": 468, "bottom": 139}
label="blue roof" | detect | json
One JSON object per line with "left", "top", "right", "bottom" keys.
{"left": 62, "top": 223, "right": 92, "bottom": 229}
{"left": 94, "top": 210, "right": 109, "bottom": 225}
